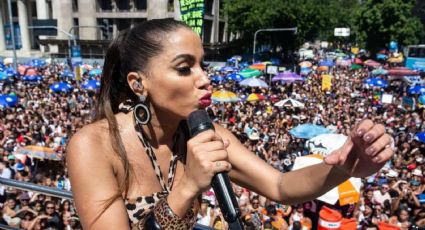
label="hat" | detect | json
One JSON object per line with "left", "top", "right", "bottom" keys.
{"left": 19, "top": 192, "right": 30, "bottom": 200}
{"left": 16, "top": 163, "right": 25, "bottom": 171}
{"left": 412, "top": 169, "right": 422, "bottom": 177}
{"left": 7, "top": 154, "right": 15, "bottom": 160}
{"left": 386, "top": 170, "right": 399, "bottom": 178}
{"left": 248, "top": 130, "right": 260, "bottom": 140}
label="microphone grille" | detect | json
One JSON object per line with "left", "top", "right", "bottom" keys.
{"left": 187, "top": 110, "right": 213, "bottom": 136}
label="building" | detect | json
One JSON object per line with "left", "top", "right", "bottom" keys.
{"left": 0, "top": 0, "right": 229, "bottom": 59}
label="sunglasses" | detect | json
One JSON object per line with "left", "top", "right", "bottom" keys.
{"left": 46, "top": 206, "right": 55, "bottom": 209}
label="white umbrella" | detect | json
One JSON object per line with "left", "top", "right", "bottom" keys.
{"left": 239, "top": 78, "right": 269, "bottom": 88}
{"left": 274, "top": 98, "right": 305, "bottom": 108}
{"left": 305, "top": 133, "right": 348, "bottom": 156}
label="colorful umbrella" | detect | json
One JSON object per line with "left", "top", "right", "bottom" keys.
{"left": 210, "top": 75, "right": 224, "bottom": 82}
{"left": 226, "top": 73, "right": 244, "bottom": 82}
{"left": 220, "top": 66, "right": 235, "bottom": 72}
{"left": 17, "top": 65, "right": 27, "bottom": 75}
{"left": 363, "top": 77, "right": 388, "bottom": 88}
{"left": 29, "top": 59, "right": 46, "bottom": 68}
{"left": 408, "top": 85, "right": 425, "bottom": 95}
{"left": 89, "top": 68, "right": 102, "bottom": 76}
{"left": 82, "top": 79, "right": 101, "bottom": 91}
{"left": 319, "top": 60, "right": 334, "bottom": 67}
{"left": 272, "top": 72, "right": 303, "bottom": 82}
{"left": 211, "top": 90, "right": 239, "bottom": 103}
{"left": 274, "top": 98, "right": 304, "bottom": 108}
{"left": 388, "top": 68, "right": 418, "bottom": 76}
{"left": 419, "top": 95, "right": 425, "bottom": 104}
{"left": 0, "top": 72, "right": 7, "bottom": 81}
{"left": 292, "top": 154, "right": 361, "bottom": 206}
{"left": 239, "top": 78, "right": 269, "bottom": 88}
{"left": 414, "top": 132, "right": 425, "bottom": 143}
{"left": 23, "top": 75, "right": 42, "bottom": 82}
{"left": 289, "top": 124, "right": 332, "bottom": 139}
{"left": 300, "top": 67, "right": 311, "bottom": 76}
{"left": 354, "top": 58, "right": 363, "bottom": 64}
{"left": 317, "top": 66, "right": 329, "bottom": 72}
{"left": 363, "top": 59, "right": 381, "bottom": 68}
{"left": 15, "top": 145, "right": 62, "bottom": 161}
{"left": 249, "top": 63, "right": 266, "bottom": 71}
{"left": 246, "top": 93, "right": 266, "bottom": 102}
{"left": 299, "top": 61, "right": 312, "bottom": 68}
{"left": 350, "top": 64, "right": 362, "bottom": 70}
{"left": 61, "top": 70, "right": 75, "bottom": 78}
{"left": 371, "top": 68, "right": 388, "bottom": 75}
{"left": 336, "top": 59, "right": 351, "bottom": 67}
{"left": 388, "top": 56, "right": 403, "bottom": 63}
{"left": 238, "top": 68, "right": 262, "bottom": 78}
{"left": 25, "top": 68, "right": 37, "bottom": 76}
{"left": 0, "top": 94, "right": 18, "bottom": 108}
{"left": 50, "top": 82, "right": 73, "bottom": 93}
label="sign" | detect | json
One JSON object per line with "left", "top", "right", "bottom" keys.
{"left": 321, "top": 75, "right": 332, "bottom": 91}
{"left": 4, "top": 24, "right": 22, "bottom": 50}
{"left": 381, "top": 94, "right": 393, "bottom": 104}
{"left": 402, "top": 96, "right": 416, "bottom": 111}
{"left": 32, "top": 19, "right": 58, "bottom": 36}
{"left": 74, "top": 66, "right": 82, "bottom": 81}
{"left": 179, "top": 0, "right": 204, "bottom": 36}
{"left": 265, "top": 65, "right": 278, "bottom": 75}
{"left": 71, "top": 45, "right": 81, "bottom": 58}
{"left": 334, "top": 28, "right": 350, "bottom": 37}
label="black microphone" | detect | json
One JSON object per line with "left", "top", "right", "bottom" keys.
{"left": 187, "top": 110, "right": 242, "bottom": 227}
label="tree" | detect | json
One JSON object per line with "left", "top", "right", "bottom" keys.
{"left": 355, "top": 0, "right": 424, "bottom": 52}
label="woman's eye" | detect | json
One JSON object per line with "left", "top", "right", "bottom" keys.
{"left": 176, "top": 66, "right": 191, "bottom": 76}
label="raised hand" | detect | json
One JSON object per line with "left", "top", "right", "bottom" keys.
{"left": 324, "top": 119, "right": 394, "bottom": 178}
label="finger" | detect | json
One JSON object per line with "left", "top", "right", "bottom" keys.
{"left": 353, "top": 119, "right": 374, "bottom": 138}
{"left": 371, "top": 146, "right": 394, "bottom": 164}
{"left": 324, "top": 137, "right": 353, "bottom": 165}
{"left": 365, "top": 134, "right": 392, "bottom": 157}
{"left": 207, "top": 150, "right": 229, "bottom": 162}
{"left": 212, "top": 161, "right": 232, "bottom": 174}
{"left": 362, "top": 123, "right": 385, "bottom": 144}
{"left": 202, "top": 140, "right": 225, "bottom": 152}
{"left": 189, "top": 130, "right": 216, "bottom": 144}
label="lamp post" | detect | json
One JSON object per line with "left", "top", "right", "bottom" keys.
{"left": 6, "top": 0, "right": 18, "bottom": 70}
{"left": 252, "top": 27, "right": 297, "bottom": 63}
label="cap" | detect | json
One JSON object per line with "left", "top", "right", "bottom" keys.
{"left": 16, "top": 163, "right": 25, "bottom": 171}
{"left": 386, "top": 170, "right": 399, "bottom": 178}
{"left": 412, "top": 169, "right": 422, "bottom": 177}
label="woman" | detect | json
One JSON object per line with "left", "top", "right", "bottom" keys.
{"left": 67, "top": 18, "right": 394, "bottom": 229}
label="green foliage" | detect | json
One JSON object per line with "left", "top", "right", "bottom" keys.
{"left": 223, "top": 0, "right": 424, "bottom": 51}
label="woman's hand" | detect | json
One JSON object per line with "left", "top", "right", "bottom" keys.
{"left": 182, "top": 130, "right": 231, "bottom": 196}
{"left": 324, "top": 119, "right": 394, "bottom": 178}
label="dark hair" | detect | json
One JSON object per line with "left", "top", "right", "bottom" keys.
{"left": 93, "top": 18, "right": 191, "bottom": 223}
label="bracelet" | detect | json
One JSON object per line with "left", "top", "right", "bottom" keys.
{"left": 153, "top": 198, "right": 196, "bottom": 230}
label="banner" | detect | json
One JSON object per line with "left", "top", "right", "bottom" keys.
{"left": 4, "top": 24, "right": 22, "bottom": 50}
{"left": 321, "top": 75, "right": 332, "bottom": 91}
{"left": 179, "top": 0, "right": 204, "bottom": 36}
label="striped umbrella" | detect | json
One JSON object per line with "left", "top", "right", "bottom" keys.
{"left": 211, "top": 90, "right": 239, "bottom": 103}
{"left": 238, "top": 68, "right": 262, "bottom": 78}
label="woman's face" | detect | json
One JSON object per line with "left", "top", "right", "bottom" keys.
{"left": 142, "top": 28, "right": 211, "bottom": 120}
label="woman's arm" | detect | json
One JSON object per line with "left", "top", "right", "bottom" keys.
{"left": 66, "top": 126, "right": 130, "bottom": 230}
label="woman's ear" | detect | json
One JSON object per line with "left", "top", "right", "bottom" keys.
{"left": 127, "top": 72, "right": 147, "bottom": 95}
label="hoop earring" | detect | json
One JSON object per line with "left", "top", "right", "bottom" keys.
{"left": 133, "top": 95, "right": 151, "bottom": 125}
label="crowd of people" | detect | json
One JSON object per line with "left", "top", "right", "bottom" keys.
{"left": 0, "top": 49, "right": 424, "bottom": 230}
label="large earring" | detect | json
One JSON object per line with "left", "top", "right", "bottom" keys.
{"left": 134, "top": 94, "right": 151, "bottom": 125}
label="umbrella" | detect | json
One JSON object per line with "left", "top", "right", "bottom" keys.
{"left": 414, "top": 132, "right": 425, "bottom": 143}
{"left": 246, "top": 93, "right": 266, "bottom": 102}
{"left": 388, "top": 56, "right": 403, "bottom": 63}
{"left": 25, "top": 68, "right": 37, "bottom": 76}
{"left": 211, "top": 90, "right": 239, "bottom": 103}
{"left": 388, "top": 68, "right": 418, "bottom": 76}
{"left": 89, "top": 68, "right": 102, "bottom": 76}
{"left": 17, "top": 65, "right": 27, "bottom": 75}
{"left": 350, "top": 64, "right": 362, "bottom": 70}
{"left": 363, "top": 59, "right": 381, "bottom": 68}
{"left": 272, "top": 72, "right": 303, "bottom": 82}
{"left": 306, "top": 133, "right": 348, "bottom": 156}
{"left": 226, "top": 73, "right": 244, "bottom": 82}
{"left": 29, "top": 59, "right": 46, "bottom": 68}
{"left": 289, "top": 124, "right": 332, "bottom": 139}
{"left": 419, "top": 95, "right": 425, "bottom": 104}
{"left": 220, "top": 66, "right": 235, "bottom": 72}
{"left": 299, "top": 61, "right": 312, "bottom": 68}
{"left": 0, "top": 72, "right": 7, "bottom": 81}
{"left": 317, "top": 66, "right": 329, "bottom": 72}
{"left": 274, "top": 98, "right": 305, "bottom": 108}
{"left": 319, "top": 60, "right": 334, "bottom": 67}
{"left": 210, "top": 75, "right": 224, "bottom": 82}
{"left": 82, "top": 79, "right": 101, "bottom": 91}
{"left": 23, "top": 75, "right": 42, "bottom": 82}
{"left": 0, "top": 94, "right": 18, "bottom": 108}
{"left": 249, "top": 63, "right": 266, "bottom": 71}
{"left": 238, "top": 68, "right": 262, "bottom": 78}
{"left": 376, "top": 54, "right": 388, "bottom": 60}
{"left": 61, "top": 70, "right": 75, "bottom": 78}
{"left": 408, "top": 85, "right": 425, "bottom": 95}
{"left": 239, "top": 78, "right": 269, "bottom": 88}
{"left": 371, "top": 68, "right": 388, "bottom": 75}
{"left": 4, "top": 67, "right": 17, "bottom": 77}
{"left": 336, "top": 59, "right": 351, "bottom": 67}
{"left": 0, "top": 62, "right": 4, "bottom": 71}
{"left": 15, "top": 145, "right": 62, "bottom": 161}
{"left": 354, "top": 58, "right": 363, "bottom": 64}
{"left": 50, "top": 82, "right": 73, "bottom": 93}
{"left": 363, "top": 77, "right": 388, "bottom": 88}
{"left": 300, "top": 67, "right": 311, "bottom": 76}
{"left": 292, "top": 154, "right": 361, "bottom": 206}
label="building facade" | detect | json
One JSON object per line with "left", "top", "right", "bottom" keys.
{"left": 0, "top": 0, "right": 228, "bottom": 58}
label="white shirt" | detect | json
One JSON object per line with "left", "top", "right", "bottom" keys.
{"left": 372, "top": 190, "right": 391, "bottom": 205}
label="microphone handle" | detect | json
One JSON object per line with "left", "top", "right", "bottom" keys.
{"left": 211, "top": 172, "right": 241, "bottom": 224}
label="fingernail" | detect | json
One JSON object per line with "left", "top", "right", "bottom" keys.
{"left": 364, "top": 134, "right": 372, "bottom": 142}
{"left": 357, "top": 129, "right": 364, "bottom": 137}
{"left": 366, "top": 147, "right": 375, "bottom": 155}
{"left": 373, "top": 156, "right": 380, "bottom": 163}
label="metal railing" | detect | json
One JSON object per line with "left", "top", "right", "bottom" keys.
{"left": 0, "top": 178, "right": 213, "bottom": 230}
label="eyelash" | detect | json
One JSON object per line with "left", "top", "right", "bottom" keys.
{"left": 176, "top": 61, "right": 208, "bottom": 76}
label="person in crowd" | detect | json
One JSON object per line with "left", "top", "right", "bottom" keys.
{"left": 66, "top": 18, "right": 393, "bottom": 229}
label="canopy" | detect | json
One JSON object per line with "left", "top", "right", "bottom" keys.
{"left": 82, "top": 79, "right": 101, "bottom": 91}
{"left": 211, "top": 90, "right": 239, "bottom": 103}
{"left": 238, "top": 68, "right": 262, "bottom": 78}
{"left": 239, "top": 78, "right": 269, "bottom": 88}
{"left": 289, "top": 124, "right": 332, "bottom": 139}
{"left": 50, "top": 82, "right": 73, "bottom": 93}
{"left": 274, "top": 98, "right": 305, "bottom": 108}
{"left": 272, "top": 72, "right": 303, "bottom": 82}
{"left": 363, "top": 77, "right": 388, "bottom": 88}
